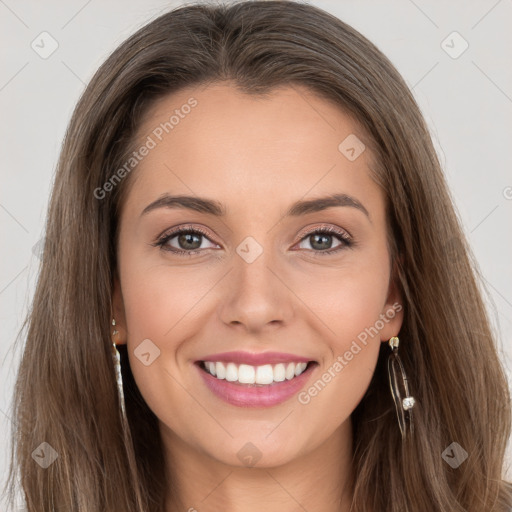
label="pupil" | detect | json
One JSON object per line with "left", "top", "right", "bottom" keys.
{"left": 310, "top": 234, "right": 331, "bottom": 251}
{"left": 179, "top": 233, "right": 201, "bottom": 250}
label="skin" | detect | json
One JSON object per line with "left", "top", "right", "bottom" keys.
{"left": 112, "top": 82, "right": 403, "bottom": 512}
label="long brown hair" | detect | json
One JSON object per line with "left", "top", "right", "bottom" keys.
{"left": 5, "top": 1, "right": 511, "bottom": 510}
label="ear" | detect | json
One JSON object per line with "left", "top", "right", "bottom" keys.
{"left": 111, "top": 274, "right": 127, "bottom": 345}
{"left": 379, "top": 256, "right": 404, "bottom": 343}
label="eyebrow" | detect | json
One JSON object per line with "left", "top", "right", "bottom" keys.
{"left": 140, "top": 193, "right": 370, "bottom": 221}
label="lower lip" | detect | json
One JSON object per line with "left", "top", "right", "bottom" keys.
{"left": 195, "top": 362, "right": 318, "bottom": 408}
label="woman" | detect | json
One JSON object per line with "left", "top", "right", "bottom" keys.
{"left": 6, "top": 1, "right": 512, "bottom": 511}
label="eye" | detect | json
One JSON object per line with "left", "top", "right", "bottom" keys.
{"left": 294, "top": 226, "right": 353, "bottom": 255}
{"left": 153, "top": 225, "right": 219, "bottom": 256}
{"left": 152, "top": 224, "right": 353, "bottom": 257}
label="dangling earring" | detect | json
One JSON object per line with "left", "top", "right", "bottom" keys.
{"left": 110, "top": 318, "right": 140, "bottom": 500}
{"left": 387, "top": 336, "right": 415, "bottom": 439}
{"left": 111, "top": 318, "right": 126, "bottom": 417}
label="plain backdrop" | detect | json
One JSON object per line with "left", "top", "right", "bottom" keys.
{"left": 1, "top": 0, "right": 511, "bottom": 508}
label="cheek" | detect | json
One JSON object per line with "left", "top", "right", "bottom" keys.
{"left": 118, "top": 250, "right": 220, "bottom": 418}
{"left": 294, "top": 252, "right": 391, "bottom": 346}
{"left": 290, "top": 248, "right": 390, "bottom": 405}
{"left": 119, "top": 230, "right": 390, "bottom": 418}
{"left": 120, "top": 235, "right": 391, "bottom": 365}
{"left": 120, "top": 261, "right": 198, "bottom": 429}
{"left": 120, "top": 251, "right": 210, "bottom": 341}
{"left": 293, "top": 267, "right": 388, "bottom": 428}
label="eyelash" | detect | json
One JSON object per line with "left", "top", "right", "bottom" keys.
{"left": 152, "top": 224, "right": 354, "bottom": 257}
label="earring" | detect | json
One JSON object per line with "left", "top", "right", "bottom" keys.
{"left": 387, "top": 336, "right": 415, "bottom": 439}
{"left": 112, "top": 317, "right": 119, "bottom": 336}
{"left": 111, "top": 318, "right": 126, "bottom": 418}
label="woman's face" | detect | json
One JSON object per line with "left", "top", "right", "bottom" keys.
{"left": 113, "top": 82, "right": 403, "bottom": 468}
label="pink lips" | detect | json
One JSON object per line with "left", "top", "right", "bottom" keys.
{"left": 196, "top": 351, "right": 313, "bottom": 366}
{"left": 195, "top": 351, "right": 318, "bottom": 408}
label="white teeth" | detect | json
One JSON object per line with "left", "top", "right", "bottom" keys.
{"left": 207, "top": 362, "right": 216, "bottom": 376}
{"left": 215, "top": 362, "right": 226, "bottom": 379}
{"left": 295, "top": 362, "right": 307, "bottom": 376}
{"left": 239, "top": 364, "right": 256, "bottom": 384}
{"left": 255, "top": 364, "right": 274, "bottom": 385}
{"left": 203, "top": 360, "right": 311, "bottom": 384}
{"left": 273, "top": 363, "right": 286, "bottom": 382}
{"left": 225, "top": 362, "right": 238, "bottom": 382}
{"left": 285, "top": 362, "right": 295, "bottom": 380}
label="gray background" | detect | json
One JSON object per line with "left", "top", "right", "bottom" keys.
{"left": 1, "top": 0, "right": 511, "bottom": 508}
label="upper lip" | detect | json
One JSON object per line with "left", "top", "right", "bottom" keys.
{"left": 197, "top": 351, "right": 315, "bottom": 366}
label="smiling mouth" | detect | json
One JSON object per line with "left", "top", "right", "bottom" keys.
{"left": 196, "top": 360, "right": 318, "bottom": 386}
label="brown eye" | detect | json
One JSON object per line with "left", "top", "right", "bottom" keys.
{"left": 174, "top": 232, "right": 203, "bottom": 251}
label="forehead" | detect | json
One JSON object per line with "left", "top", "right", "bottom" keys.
{"left": 123, "top": 82, "right": 384, "bottom": 220}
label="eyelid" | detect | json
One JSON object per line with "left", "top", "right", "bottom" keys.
{"left": 295, "top": 223, "right": 352, "bottom": 241}
{"left": 155, "top": 224, "right": 216, "bottom": 243}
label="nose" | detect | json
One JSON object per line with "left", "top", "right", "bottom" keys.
{"left": 218, "top": 243, "right": 294, "bottom": 334}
